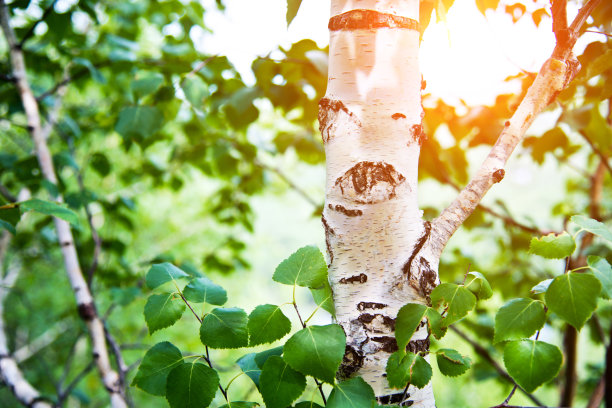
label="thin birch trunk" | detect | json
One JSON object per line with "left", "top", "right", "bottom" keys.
{"left": 321, "top": 1, "right": 435, "bottom": 405}
{"left": 0, "top": 2, "right": 127, "bottom": 407}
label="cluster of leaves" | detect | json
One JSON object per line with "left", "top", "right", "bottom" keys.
{"left": 384, "top": 215, "right": 611, "bottom": 395}
{"left": 134, "top": 246, "right": 370, "bottom": 408}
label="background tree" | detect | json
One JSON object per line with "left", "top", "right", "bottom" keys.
{"left": 0, "top": 0, "right": 610, "bottom": 407}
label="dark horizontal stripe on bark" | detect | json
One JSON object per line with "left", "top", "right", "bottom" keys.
{"left": 339, "top": 273, "right": 367, "bottom": 284}
{"left": 329, "top": 9, "right": 419, "bottom": 32}
{"left": 357, "top": 301, "right": 387, "bottom": 311}
{"left": 329, "top": 203, "right": 363, "bottom": 217}
{"left": 377, "top": 392, "right": 412, "bottom": 406}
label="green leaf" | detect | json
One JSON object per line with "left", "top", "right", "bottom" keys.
{"left": 503, "top": 340, "right": 562, "bottom": 393}
{"left": 132, "top": 72, "right": 164, "bottom": 100}
{"left": 327, "top": 377, "right": 376, "bottom": 408}
{"left": 0, "top": 204, "right": 20, "bottom": 234}
{"left": 218, "top": 403, "right": 260, "bottom": 408}
{"left": 200, "top": 307, "right": 249, "bottom": 349}
{"left": 115, "top": 106, "right": 164, "bottom": 141}
{"left": 182, "top": 76, "right": 209, "bottom": 108}
{"left": 587, "top": 256, "right": 612, "bottom": 298}
{"left": 20, "top": 198, "right": 78, "bottom": 225}
{"left": 545, "top": 272, "right": 601, "bottom": 330}
{"left": 254, "top": 346, "right": 284, "bottom": 368}
{"left": 144, "top": 293, "right": 186, "bottom": 334}
{"left": 237, "top": 353, "right": 261, "bottom": 387}
{"left": 248, "top": 304, "right": 291, "bottom": 346}
{"left": 165, "top": 361, "right": 219, "bottom": 408}
{"left": 146, "top": 263, "right": 190, "bottom": 289}
{"left": 237, "top": 347, "right": 284, "bottom": 388}
{"left": 494, "top": 298, "right": 546, "bottom": 343}
{"left": 132, "top": 342, "right": 183, "bottom": 396}
{"left": 386, "top": 351, "right": 432, "bottom": 389}
{"left": 395, "top": 303, "right": 427, "bottom": 351}
{"left": 286, "top": 0, "right": 303, "bottom": 27}
{"left": 283, "top": 324, "right": 345, "bottom": 384}
{"left": 183, "top": 277, "right": 227, "bottom": 305}
{"left": 294, "top": 402, "right": 324, "bottom": 408}
{"left": 464, "top": 271, "right": 493, "bottom": 300}
{"left": 273, "top": 246, "right": 328, "bottom": 289}
{"left": 430, "top": 283, "right": 476, "bottom": 327}
{"left": 530, "top": 279, "right": 553, "bottom": 294}
{"left": 436, "top": 348, "right": 471, "bottom": 377}
{"left": 571, "top": 215, "right": 612, "bottom": 244}
{"left": 310, "top": 281, "right": 335, "bottom": 316}
{"left": 425, "top": 307, "right": 447, "bottom": 339}
{"left": 259, "top": 356, "right": 306, "bottom": 408}
{"left": 529, "top": 232, "right": 576, "bottom": 259}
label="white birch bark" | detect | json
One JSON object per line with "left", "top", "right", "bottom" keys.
{"left": 322, "top": 1, "right": 435, "bottom": 406}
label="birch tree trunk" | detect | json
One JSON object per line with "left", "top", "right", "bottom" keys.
{"left": 320, "top": 1, "right": 436, "bottom": 406}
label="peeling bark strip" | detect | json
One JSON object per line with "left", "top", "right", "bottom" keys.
{"left": 410, "top": 124, "right": 427, "bottom": 145}
{"left": 417, "top": 258, "right": 436, "bottom": 298}
{"left": 371, "top": 336, "right": 398, "bottom": 353}
{"left": 335, "top": 161, "right": 406, "bottom": 204}
{"left": 329, "top": 203, "right": 363, "bottom": 217}
{"left": 318, "top": 97, "right": 358, "bottom": 143}
{"left": 339, "top": 345, "right": 365, "bottom": 379}
{"left": 357, "top": 301, "right": 388, "bottom": 311}
{"left": 339, "top": 273, "right": 368, "bottom": 284}
{"left": 328, "top": 9, "right": 419, "bottom": 32}
{"left": 402, "top": 221, "right": 431, "bottom": 280}
{"left": 322, "top": 215, "right": 335, "bottom": 265}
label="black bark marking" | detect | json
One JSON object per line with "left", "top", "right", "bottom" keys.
{"left": 410, "top": 124, "right": 427, "bottom": 145}
{"left": 504, "top": 120, "right": 511, "bottom": 127}
{"left": 61, "top": 241, "right": 72, "bottom": 247}
{"left": 358, "top": 313, "right": 396, "bottom": 333}
{"left": 406, "top": 337, "right": 430, "bottom": 354}
{"left": 402, "top": 221, "right": 431, "bottom": 280}
{"left": 77, "top": 302, "right": 97, "bottom": 321}
{"left": 421, "top": 77, "right": 427, "bottom": 91}
{"left": 339, "top": 273, "right": 368, "bottom": 284}
{"left": 418, "top": 257, "right": 437, "bottom": 299}
{"left": 329, "top": 9, "right": 419, "bottom": 31}
{"left": 335, "top": 161, "right": 406, "bottom": 204}
{"left": 357, "top": 301, "right": 387, "bottom": 311}
{"left": 377, "top": 393, "right": 412, "bottom": 406}
{"left": 339, "top": 345, "right": 365, "bottom": 379}
{"left": 371, "top": 336, "right": 398, "bottom": 353}
{"left": 318, "top": 97, "right": 358, "bottom": 143}
{"left": 492, "top": 169, "right": 505, "bottom": 183}
{"left": 392, "top": 112, "right": 406, "bottom": 120}
{"left": 328, "top": 203, "right": 363, "bottom": 217}
{"left": 322, "top": 214, "right": 334, "bottom": 265}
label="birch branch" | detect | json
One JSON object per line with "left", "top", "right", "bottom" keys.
{"left": 0, "top": 190, "right": 53, "bottom": 408}
{"left": 430, "top": 0, "right": 603, "bottom": 257}
{"left": 0, "top": 2, "right": 127, "bottom": 406}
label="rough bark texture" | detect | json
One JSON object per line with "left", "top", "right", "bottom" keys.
{"left": 323, "top": 1, "right": 435, "bottom": 406}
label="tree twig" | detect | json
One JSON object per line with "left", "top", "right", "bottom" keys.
{"left": 450, "top": 326, "right": 544, "bottom": 406}
{"left": 430, "top": 0, "right": 603, "bottom": 258}
{"left": 17, "top": 0, "right": 58, "bottom": 48}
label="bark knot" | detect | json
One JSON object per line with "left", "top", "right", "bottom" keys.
{"left": 492, "top": 169, "right": 505, "bottom": 183}
{"left": 335, "top": 161, "right": 406, "bottom": 204}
